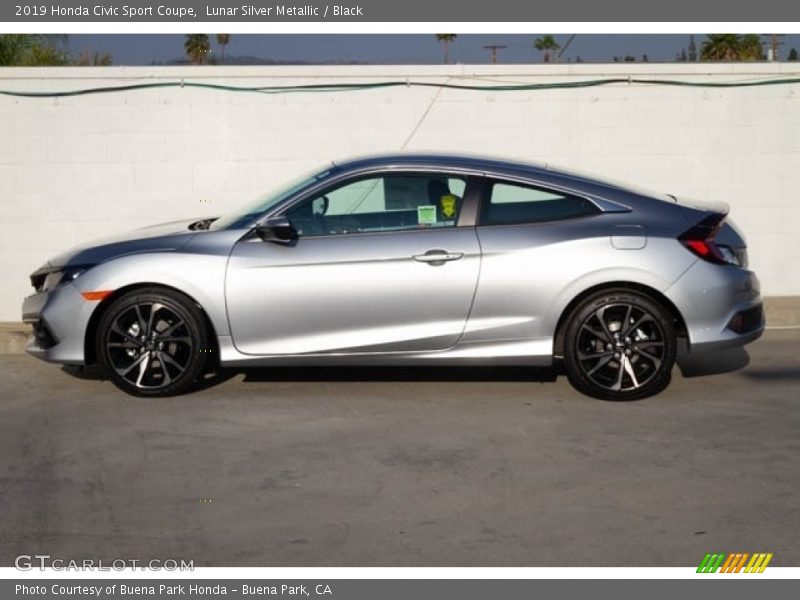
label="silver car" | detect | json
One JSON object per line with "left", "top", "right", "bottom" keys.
{"left": 23, "top": 153, "right": 764, "bottom": 400}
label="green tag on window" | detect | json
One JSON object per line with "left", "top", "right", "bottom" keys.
{"left": 417, "top": 205, "right": 437, "bottom": 225}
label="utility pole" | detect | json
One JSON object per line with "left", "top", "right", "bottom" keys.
{"left": 766, "top": 34, "right": 785, "bottom": 61}
{"left": 483, "top": 44, "right": 507, "bottom": 64}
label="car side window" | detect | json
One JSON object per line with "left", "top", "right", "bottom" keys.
{"left": 284, "top": 174, "right": 467, "bottom": 237}
{"left": 480, "top": 180, "right": 599, "bottom": 226}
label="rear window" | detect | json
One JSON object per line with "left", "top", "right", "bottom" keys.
{"left": 480, "top": 181, "right": 599, "bottom": 226}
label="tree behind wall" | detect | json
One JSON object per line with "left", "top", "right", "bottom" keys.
{"left": 185, "top": 34, "right": 211, "bottom": 65}
{"left": 738, "top": 34, "right": 765, "bottom": 61}
{"left": 435, "top": 34, "right": 457, "bottom": 64}
{"left": 701, "top": 34, "right": 764, "bottom": 61}
{"left": 533, "top": 35, "right": 560, "bottom": 63}
{"left": 216, "top": 34, "right": 231, "bottom": 64}
{"left": 0, "top": 34, "right": 70, "bottom": 66}
{"left": 74, "top": 50, "right": 113, "bottom": 66}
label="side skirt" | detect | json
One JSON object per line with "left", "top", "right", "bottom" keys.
{"left": 217, "top": 335, "right": 554, "bottom": 368}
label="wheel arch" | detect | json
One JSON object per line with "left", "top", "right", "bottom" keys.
{"left": 552, "top": 281, "right": 688, "bottom": 358}
{"left": 83, "top": 283, "right": 219, "bottom": 366}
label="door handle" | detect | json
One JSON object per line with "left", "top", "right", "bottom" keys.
{"left": 412, "top": 250, "right": 464, "bottom": 265}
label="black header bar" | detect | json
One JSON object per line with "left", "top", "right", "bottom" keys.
{"left": 3, "top": 0, "right": 799, "bottom": 23}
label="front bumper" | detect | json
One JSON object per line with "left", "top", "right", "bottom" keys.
{"left": 22, "top": 284, "right": 95, "bottom": 365}
{"left": 665, "top": 259, "right": 765, "bottom": 354}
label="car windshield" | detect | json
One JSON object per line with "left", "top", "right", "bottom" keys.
{"left": 210, "top": 167, "right": 332, "bottom": 230}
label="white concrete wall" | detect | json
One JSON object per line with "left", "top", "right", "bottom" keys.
{"left": 1, "top": 63, "right": 799, "bottom": 320}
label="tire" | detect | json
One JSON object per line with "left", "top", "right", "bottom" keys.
{"left": 96, "top": 287, "right": 211, "bottom": 397}
{"left": 563, "top": 289, "right": 677, "bottom": 401}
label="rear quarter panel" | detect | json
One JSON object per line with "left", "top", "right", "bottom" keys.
{"left": 467, "top": 206, "right": 697, "bottom": 347}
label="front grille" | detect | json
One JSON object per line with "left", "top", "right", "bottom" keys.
{"left": 31, "top": 321, "right": 57, "bottom": 349}
{"left": 728, "top": 305, "right": 764, "bottom": 334}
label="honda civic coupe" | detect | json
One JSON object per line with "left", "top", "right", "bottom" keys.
{"left": 23, "top": 153, "right": 764, "bottom": 400}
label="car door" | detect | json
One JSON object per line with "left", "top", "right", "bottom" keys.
{"left": 225, "top": 171, "right": 482, "bottom": 355}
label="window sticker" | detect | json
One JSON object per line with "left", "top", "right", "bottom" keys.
{"left": 417, "top": 204, "right": 437, "bottom": 225}
{"left": 440, "top": 194, "right": 457, "bottom": 219}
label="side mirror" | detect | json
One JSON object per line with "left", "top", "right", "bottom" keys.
{"left": 255, "top": 216, "right": 296, "bottom": 244}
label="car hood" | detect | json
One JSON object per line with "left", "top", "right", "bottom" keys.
{"left": 45, "top": 218, "right": 204, "bottom": 269}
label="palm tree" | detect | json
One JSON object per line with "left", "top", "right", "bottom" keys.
{"left": 534, "top": 35, "right": 560, "bottom": 63}
{"left": 700, "top": 34, "right": 740, "bottom": 61}
{"left": 738, "top": 34, "right": 764, "bottom": 61}
{"left": 184, "top": 34, "right": 210, "bottom": 65}
{"left": 216, "top": 34, "right": 231, "bottom": 65}
{"left": 435, "top": 34, "right": 457, "bottom": 64}
{"left": 700, "top": 34, "right": 763, "bottom": 61}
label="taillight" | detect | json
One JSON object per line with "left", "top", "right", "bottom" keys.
{"left": 681, "top": 238, "right": 730, "bottom": 264}
{"left": 678, "top": 213, "right": 743, "bottom": 267}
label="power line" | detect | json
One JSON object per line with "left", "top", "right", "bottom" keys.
{"left": 557, "top": 35, "right": 577, "bottom": 59}
{"left": 3, "top": 76, "right": 800, "bottom": 99}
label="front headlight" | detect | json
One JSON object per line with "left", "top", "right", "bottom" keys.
{"left": 41, "top": 266, "right": 90, "bottom": 292}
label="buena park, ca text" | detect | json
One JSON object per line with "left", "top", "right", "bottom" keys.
{"left": 16, "top": 584, "right": 334, "bottom": 596}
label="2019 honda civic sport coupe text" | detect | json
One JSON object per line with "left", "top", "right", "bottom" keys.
{"left": 23, "top": 153, "right": 764, "bottom": 400}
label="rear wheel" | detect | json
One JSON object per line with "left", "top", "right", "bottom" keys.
{"left": 96, "top": 288, "right": 210, "bottom": 397}
{"left": 563, "top": 290, "right": 677, "bottom": 401}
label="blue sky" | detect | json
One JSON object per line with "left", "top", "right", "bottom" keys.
{"left": 67, "top": 34, "right": 800, "bottom": 65}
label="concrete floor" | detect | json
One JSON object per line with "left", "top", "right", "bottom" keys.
{"left": 1, "top": 330, "right": 798, "bottom": 567}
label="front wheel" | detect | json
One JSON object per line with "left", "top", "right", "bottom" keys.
{"left": 96, "top": 287, "right": 211, "bottom": 397}
{"left": 563, "top": 290, "right": 677, "bottom": 401}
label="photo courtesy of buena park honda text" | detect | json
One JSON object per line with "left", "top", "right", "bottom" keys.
{"left": 0, "top": 0, "right": 799, "bottom": 598}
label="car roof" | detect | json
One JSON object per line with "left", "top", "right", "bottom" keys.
{"left": 330, "top": 152, "right": 633, "bottom": 195}
{"left": 331, "top": 152, "right": 549, "bottom": 177}
{"left": 329, "top": 152, "right": 673, "bottom": 206}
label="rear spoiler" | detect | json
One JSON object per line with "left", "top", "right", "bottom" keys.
{"left": 672, "top": 195, "right": 730, "bottom": 216}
